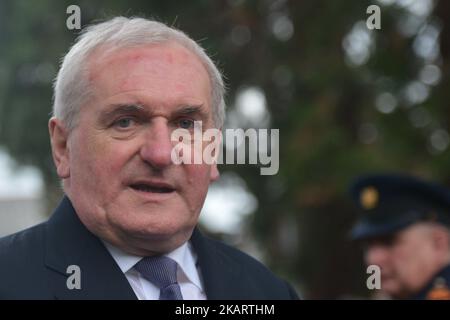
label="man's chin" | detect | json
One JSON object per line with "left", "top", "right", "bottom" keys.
{"left": 382, "top": 283, "right": 409, "bottom": 299}
{"left": 114, "top": 222, "right": 196, "bottom": 254}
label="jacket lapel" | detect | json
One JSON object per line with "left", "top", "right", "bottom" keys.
{"left": 44, "top": 197, "right": 258, "bottom": 299}
{"left": 190, "top": 228, "right": 248, "bottom": 299}
{"left": 44, "top": 196, "right": 137, "bottom": 299}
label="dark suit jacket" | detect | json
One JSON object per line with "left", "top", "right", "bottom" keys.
{"left": 0, "top": 196, "right": 298, "bottom": 299}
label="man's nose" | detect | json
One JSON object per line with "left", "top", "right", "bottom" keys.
{"left": 365, "top": 245, "right": 390, "bottom": 266}
{"left": 140, "top": 119, "right": 174, "bottom": 170}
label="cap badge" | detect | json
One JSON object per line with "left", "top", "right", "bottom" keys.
{"left": 361, "top": 186, "right": 378, "bottom": 210}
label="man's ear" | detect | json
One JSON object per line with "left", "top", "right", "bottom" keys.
{"left": 49, "top": 117, "right": 70, "bottom": 179}
{"left": 209, "top": 128, "right": 222, "bottom": 182}
{"left": 210, "top": 163, "right": 220, "bottom": 182}
{"left": 431, "top": 226, "right": 450, "bottom": 252}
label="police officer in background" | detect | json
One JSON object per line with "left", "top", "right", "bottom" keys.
{"left": 350, "top": 174, "right": 450, "bottom": 300}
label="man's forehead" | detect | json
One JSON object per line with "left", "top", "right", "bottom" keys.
{"left": 364, "top": 224, "right": 431, "bottom": 247}
{"left": 88, "top": 41, "right": 205, "bottom": 74}
{"left": 87, "top": 43, "right": 209, "bottom": 93}
{"left": 84, "top": 42, "right": 212, "bottom": 109}
{"left": 364, "top": 233, "right": 397, "bottom": 247}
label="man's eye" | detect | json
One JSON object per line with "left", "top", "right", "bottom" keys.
{"left": 114, "top": 117, "right": 135, "bottom": 129}
{"left": 178, "top": 118, "right": 195, "bottom": 129}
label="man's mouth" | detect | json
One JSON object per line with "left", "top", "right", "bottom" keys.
{"left": 129, "top": 182, "right": 175, "bottom": 194}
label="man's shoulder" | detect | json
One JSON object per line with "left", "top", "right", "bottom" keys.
{"left": 204, "top": 236, "right": 269, "bottom": 271}
{"left": 0, "top": 222, "right": 52, "bottom": 298}
{"left": 0, "top": 222, "right": 47, "bottom": 258}
{"left": 422, "top": 265, "right": 450, "bottom": 300}
{"left": 195, "top": 232, "right": 299, "bottom": 299}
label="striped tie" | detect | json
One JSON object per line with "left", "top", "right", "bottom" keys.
{"left": 134, "top": 255, "right": 183, "bottom": 300}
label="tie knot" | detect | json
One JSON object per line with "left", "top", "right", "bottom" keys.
{"left": 135, "top": 255, "right": 179, "bottom": 289}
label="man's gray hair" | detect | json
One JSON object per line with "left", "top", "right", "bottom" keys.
{"left": 52, "top": 16, "right": 226, "bottom": 129}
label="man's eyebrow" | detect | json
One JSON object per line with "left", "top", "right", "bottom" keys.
{"left": 100, "top": 104, "right": 147, "bottom": 120}
{"left": 99, "top": 103, "right": 209, "bottom": 123}
{"left": 173, "top": 104, "right": 207, "bottom": 117}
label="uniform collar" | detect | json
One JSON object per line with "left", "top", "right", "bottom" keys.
{"left": 411, "top": 264, "right": 450, "bottom": 300}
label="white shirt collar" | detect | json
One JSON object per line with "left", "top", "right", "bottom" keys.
{"left": 102, "top": 240, "right": 203, "bottom": 291}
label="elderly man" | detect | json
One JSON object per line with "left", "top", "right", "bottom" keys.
{"left": 0, "top": 17, "right": 298, "bottom": 300}
{"left": 350, "top": 174, "right": 450, "bottom": 299}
